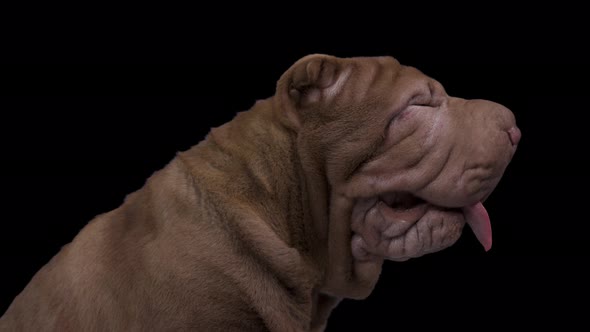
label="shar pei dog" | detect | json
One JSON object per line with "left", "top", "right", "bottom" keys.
{"left": 0, "top": 54, "right": 520, "bottom": 331}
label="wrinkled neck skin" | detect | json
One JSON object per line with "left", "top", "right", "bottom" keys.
{"left": 259, "top": 96, "right": 382, "bottom": 299}
{"left": 200, "top": 99, "right": 326, "bottom": 269}
{"left": 186, "top": 99, "right": 340, "bottom": 322}
{"left": 280, "top": 115, "right": 384, "bottom": 300}
{"left": 195, "top": 97, "right": 371, "bottom": 313}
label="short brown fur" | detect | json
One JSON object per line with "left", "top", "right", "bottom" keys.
{"left": 1, "top": 55, "right": 518, "bottom": 331}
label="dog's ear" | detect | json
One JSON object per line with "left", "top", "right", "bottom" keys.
{"left": 276, "top": 54, "right": 343, "bottom": 129}
{"left": 288, "top": 55, "right": 339, "bottom": 107}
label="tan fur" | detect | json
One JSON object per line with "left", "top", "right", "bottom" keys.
{"left": 0, "top": 55, "right": 518, "bottom": 331}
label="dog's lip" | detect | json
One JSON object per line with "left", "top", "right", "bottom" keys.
{"left": 377, "top": 191, "right": 492, "bottom": 251}
{"left": 376, "top": 198, "right": 464, "bottom": 242}
{"left": 378, "top": 201, "right": 428, "bottom": 232}
{"left": 376, "top": 193, "right": 432, "bottom": 238}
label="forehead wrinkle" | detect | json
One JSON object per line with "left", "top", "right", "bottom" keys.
{"left": 389, "top": 59, "right": 402, "bottom": 85}
{"left": 346, "top": 58, "right": 401, "bottom": 109}
{"left": 365, "top": 59, "right": 394, "bottom": 97}
{"left": 323, "top": 66, "right": 352, "bottom": 101}
{"left": 394, "top": 66, "right": 433, "bottom": 100}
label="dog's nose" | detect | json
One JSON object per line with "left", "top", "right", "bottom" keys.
{"left": 507, "top": 126, "right": 521, "bottom": 146}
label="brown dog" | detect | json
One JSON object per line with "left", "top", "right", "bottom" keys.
{"left": 0, "top": 55, "right": 520, "bottom": 331}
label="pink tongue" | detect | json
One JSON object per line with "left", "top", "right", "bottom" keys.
{"left": 462, "top": 202, "right": 492, "bottom": 251}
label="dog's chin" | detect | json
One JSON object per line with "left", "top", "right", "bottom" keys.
{"left": 351, "top": 192, "right": 467, "bottom": 261}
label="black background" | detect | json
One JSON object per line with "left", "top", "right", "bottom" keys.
{"left": 1, "top": 10, "right": 589, "bottom": 331}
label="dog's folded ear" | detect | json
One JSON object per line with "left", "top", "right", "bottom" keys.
{"left": 276, "top": 54, "right": 344, "bottom": 129}
{"left": 288, "top": 55, "right": 339, "bottom": 107}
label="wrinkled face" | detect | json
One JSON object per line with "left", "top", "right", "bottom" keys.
{"left": 281, "top": 55, "right": 520, "bottom": 263}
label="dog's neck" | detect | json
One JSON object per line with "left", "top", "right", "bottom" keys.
{"left": 180, "top": 99, "right": 330, "bottom": 272}
{"left": 179, "top": 98, "right": 378, "bottom": 316}
{"left": 177, "top": 98, "right": 344, "bottom": 327}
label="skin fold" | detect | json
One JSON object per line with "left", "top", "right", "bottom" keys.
{"left": 0, "top": 55, "right": 519, "bottom": 331}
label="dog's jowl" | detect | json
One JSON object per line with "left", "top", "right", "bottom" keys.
{"left": 0, "top": 55, "right": 519, "bottom": 331}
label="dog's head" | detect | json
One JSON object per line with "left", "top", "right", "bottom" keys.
{"left": 276, "top": 54, "right": 519, "bottom": 298}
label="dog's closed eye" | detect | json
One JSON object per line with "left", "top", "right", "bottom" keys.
{"left": 408, "top": 92, "right": 434, "bottom": 107}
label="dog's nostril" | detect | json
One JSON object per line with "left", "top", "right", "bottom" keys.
{"left": 506, "top": 126, "right": 521, "bottom": 146}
